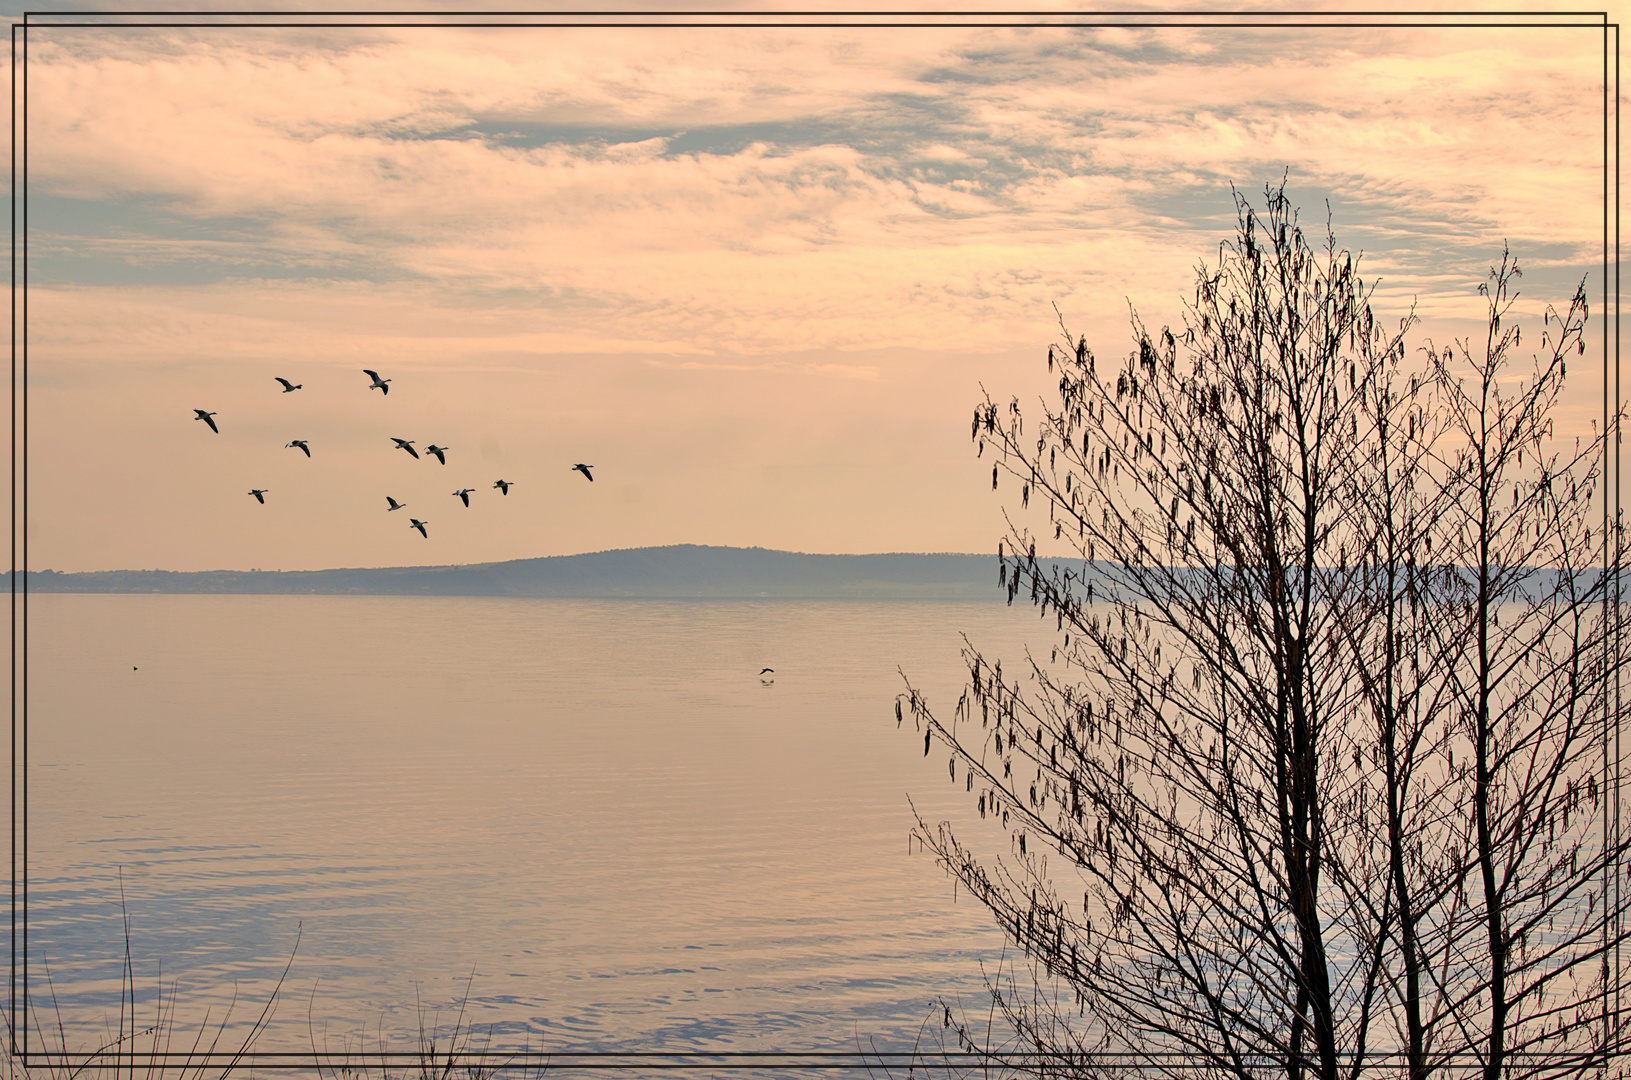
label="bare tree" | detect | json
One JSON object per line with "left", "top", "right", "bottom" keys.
{"left": 898, "top": 184, "right": 1627, "bottom": 1080}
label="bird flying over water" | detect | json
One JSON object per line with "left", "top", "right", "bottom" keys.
{"left": 274, "top": 377, "right": 302, "bottom": 393}
{"left": 364, "top": 369, "right": 391, "bottom": 395}
{"left": 249, "top": 489, "right": 268, "bottom": 504}
{"left": 493, "top": 480, "right": 513, "bottom": 495}
{"left": 391, "top": 438, "right": 419, "bottom": 459}
{"left": 194, "top": 409, "right": 219, "bottom": 433}
{"left": 571, "top": 463, "right": 595, "bottom": 482}
{"left": 386, "top": 496, "right": 407, "bottom": 512}
{"left": 759, "top": 668, "right": 774, "bottom": 675}
{"left": 426, "top": 445, "right": 449, "bottom": 465}
{"left": 410, "top": 518, "right": 429, "bottom": 538}
{"left": 286, "top": 439, "right": 310, "bottom": 457}
{"left": 453, "top": 489, "right": 474, "bottom": 507}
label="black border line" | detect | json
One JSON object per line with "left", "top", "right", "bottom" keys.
{"left": 1605, "top": 13, "right": 1622, "bottom": 1070}
{"left": 10, "top": 8, "right": 1613, "bottom": 18}
{"left": 7, "top": 9, "right": 1622, "bottom": 1072}
{"left": 16, "top": 11, "right": 25, "bottom": 1066}
{"left": 1615, "top": 16, "right": 1624, "bottom": 1065}
{"left": 7, "top": 14, "right": 14, "bottom": 1057}
{"left": 13, "top": 17, "right": 1617, "bottom": 26}
{"left": 11, "top": 1049, "right": 1619, "bottom": 1068}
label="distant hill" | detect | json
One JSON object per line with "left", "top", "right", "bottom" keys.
{"left": 10, "top": 545, "right": 1009, "bottom": 600}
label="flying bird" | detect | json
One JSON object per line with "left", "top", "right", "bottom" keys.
{"left": 409, "top": 518, "right": 429, "bottom": 538}
{"left": 285, "top": 439, "right": 310, "bottom": 457}
{"left": 391, "top": 438, "right": 419, "bottom": 459}
{"left": 759, "top": 668, "right": 774, "bottom": 675}
{"left": 194, "top": 409, "right": 219, "bottom": 433}
{"left": 453, "top": 488, "right": 474, "bottom": 507}
{"left": 571, "top": 463, "right": 595, "bottom": 482}
{"left": 248, "top": 489, "right": 268, "bottom": 504}
{"left": 364, "top": 369, "right": 392, "bottom": 395}
{"left": 425, "top": 445, "right": 449, "bottom": 465}
{"left": 386, "top": 496, "right": 407, "bottom": 512}
{"left": 274, "top": 377, "right": 302, "bottom": 393}
{"left": 493, "top": 480, "right": 513, "bottom": 495}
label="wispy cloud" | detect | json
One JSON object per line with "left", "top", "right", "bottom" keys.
{"left": 20, "top": 16, "right": 1611, "bottom": 569}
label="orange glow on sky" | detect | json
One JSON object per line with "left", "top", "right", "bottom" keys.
{"left": 15, "top": 9, "right": 1616, "bottom": 572}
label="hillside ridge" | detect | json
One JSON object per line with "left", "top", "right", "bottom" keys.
{"left": 12, "top": 544, "right": 1007, "bottom": 599}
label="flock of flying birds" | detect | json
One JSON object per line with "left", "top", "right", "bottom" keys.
{"left": 191, "top": 373, "right": 779, "bottom": 682}
{"left": 193, "top": 368, "right": 597, "bottom": 540}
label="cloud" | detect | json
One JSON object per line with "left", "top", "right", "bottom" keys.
{"left": 28, "top": 25, "right": 1605, "bottom": 277}
{"left": 16, "top": 16, "right": 1613, "bottom": 569}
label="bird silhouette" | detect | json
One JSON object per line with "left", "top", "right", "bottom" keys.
{"left": 409, "top": 518, "right": 429, "bottom": 538}
{"left": 364, "top": 369, "right": 391, "bottom": 395}
{"left": 274, "top": 377, "right": 302, "bottom": 393}
{"left": 386, "top": 496, "right": 407, "bottom": 512}
{"left": 285, "top": 439, "right": 310, "bottom": 457}
{"left": 426, "top": 445, "right": 449, "bottom": 465}
{"left": 453, "top": 488, "right": 474, "bottom": 507}
{"left": 194, "top": 409, "right": 219, "bottom": 433}
{"left": 248, "top": 489, "right": 268, "bottom": 504}
{"left": 391, "top": 438, "right": 419, "bottom": 459}
{"left": 493, "top": 480, "right": 513, "bottom": 495}
{"left": 759, "top": 668, "right": 775, "bottom": 675}
{"left": 571, "top": 463, "right": 595, "bottom": 482}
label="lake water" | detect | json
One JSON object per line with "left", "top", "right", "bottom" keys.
{"left": 19, "top": 595, "right": 1044, "bottom": 1062}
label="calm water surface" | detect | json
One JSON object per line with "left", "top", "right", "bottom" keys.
{"left": 23, "top": 595, "right": 1043, "bottom": 1057}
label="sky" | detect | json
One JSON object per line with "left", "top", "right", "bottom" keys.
{"left": 11, "top": 4, "right": 1620, "bottom": 572}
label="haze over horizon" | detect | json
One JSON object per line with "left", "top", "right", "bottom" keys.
{"left": 17, "top": 6, "right": 1615, "bottom": 573}
{"left": 28, "top": 541, "right": 998, "bottom": 576}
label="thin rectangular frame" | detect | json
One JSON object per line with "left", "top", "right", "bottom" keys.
{"left": 7, "top": 8, "right": 1623, "bottom": 1071}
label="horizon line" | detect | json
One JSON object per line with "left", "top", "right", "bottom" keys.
{"left": 12, "top": 543, "right": 1004, "bottom": 577}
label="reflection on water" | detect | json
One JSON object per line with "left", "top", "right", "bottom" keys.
{"left": 21, "top": 595, "right": 1042, "bottom": 1055}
